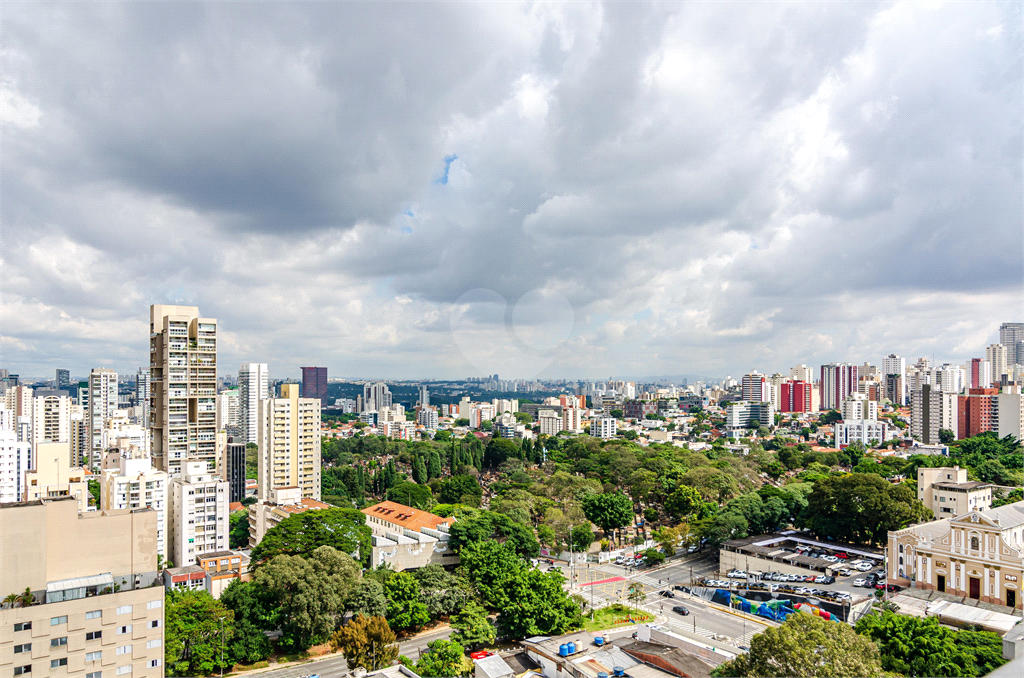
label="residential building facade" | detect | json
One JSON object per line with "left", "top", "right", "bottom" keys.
{"left": 149, "top": 305, "right": 218, "bottom": 476}
{"left": 256, "top": 384, "right": 321, "bottom": 501}
{"left": 87, "top": 369, "right": 118, "bottom": 469}
{"left": 169, "top": 461, "right": 229, "bottom": 567}
{"left": 300, "top": 366, "right": 328, "bottom": 401}
{"left": 917, "top": 466, "right": 993, "bottom": 519}
{"left": 238, "top": 363, "right": 269, "bottom": 445}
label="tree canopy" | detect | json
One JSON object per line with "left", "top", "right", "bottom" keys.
{"left": 251, "top": 507, "right": 372, "bottom": 567}
{"left": 802, "top": 473, "right": 931, "bottom": 545}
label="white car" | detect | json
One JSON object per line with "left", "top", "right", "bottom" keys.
{"left": 822, "top": 555, "right": 839, "bottom": 563}
{"left": 853, "top": 578, "right": 867, "bottom": 587}
{"left": 855, "top": 562, "right": 873, "bottom": 572}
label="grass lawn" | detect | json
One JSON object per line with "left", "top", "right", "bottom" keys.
{"left": 582, "top": 604, "right": 653, "bottom": 632}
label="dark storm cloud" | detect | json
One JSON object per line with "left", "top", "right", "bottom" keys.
{"left": 1, "top": 1, "right": 1019, "bottom": 379}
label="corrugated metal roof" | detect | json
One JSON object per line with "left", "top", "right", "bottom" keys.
{"left": 46, "top": 573, "right": 114, "bottom": 592}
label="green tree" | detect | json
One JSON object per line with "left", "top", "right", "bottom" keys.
{"left": 245, "top": 442, "right": 258, "bottom": 479}
{"left": 610, "top": 409, "right": 624, "bottom": 419}
{"left": 496, "top": 567, "right": 583, "bottom": 640}
{"left": 447, "top": 509, "right": 539, "bottom": 557}
{"left": 458, "top": 541, "right": 525, "bottom": 610}
{"left": 428, "top": 450, "right": 443, "bottom": 479}
{"left": 714, "top": 612, "right": 883, "bottom": 677}
{"left": 855, "top": 610, "right": 1007, "bottom": 676}
{"left": 665, "top": 485, "right": 704, "bottom": 520}
{"left": 450, "top": 601, "right": 496, "bottom": 649}
{"left": 87, "top": 479, "right": 100, "bottom": 508}
{"left": 229, "top": 619, "right": 273, "bottom": 665}
{"left": 436, "top": 475, "right": 483, "bottom": 504}
{"left": 413, "top": 564, "right": 470, "bottom": 619}
{"left": 251, "top": 507, "right": 372, "bottom": 567}
{"left": 413, "top": 639, "right": 468, "bottom": 677}
{"left": 939, "top": 428, "right": 956, "bottom": 444}
{"left": 819, "top": 410, "right": 843, "bottom": 426}
{"left": 348, "top": 578, "right": 388, "bottom": 618}
{"left": 536, "top": 524, "right": 556, "bottom": 547}
{"left": 331, "top": 614, "right": 400, "bottom": 671}
{"left": 484, "top": 438, "right": 520, "bottom": 468}
{"left": 627, "top": 582, "right": 646, "bottom": 610}
{"left": 569, "top": 524, "right": 595, "bottom": 552}
{"left": 254, "top": 546, "right": 360, "bottom": 651}
{"left": 229, "top": 509, "right": 249, "bottom": 550}
{"left": 386, "top": 481, "right": 432, "bottom": 509}
{"left": 802, "top": 473, "right": 931, "bottom": 545}
{"left": 164, "top": 590, "right": 234, "bottom": 677}
{"left": 385, "top": 571, "right": 430, "bottom": 632}
{"left": 643, "top": 548, "right": 666, "bottom": 565}
{"left": 581, "top": 492, "right": 634, "bottom": 540}
{"left": 697, "top": 512, "right": 749, "bottom": 547}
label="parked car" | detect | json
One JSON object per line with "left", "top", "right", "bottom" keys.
{"left": 853, "top": 578, "right": 867, "bottom": 587}
{"left": 836, "top": 569, "right": 852, "bottom": 577}
{"left": 834, "top": 552, "right": 849, "bottom": 559}
{"left": 672, "top": 606, "right": 690, "bottom": 616}
{"left": 822, "top": 555, "right": 839, "bottom": 563}
{"left": 659, "top": 590, "right": 676, "bottom": 598}
{"left": 470, "top": 652, "right": 494, "bottom": 660}
{"left": 687, "top": 545, "right": 699, "bottom": 553}
{"left": 855, "top": 562, "right": 873, "bottom": 572}
{"left": 814, "top": 576, "right": 828, "bottom": 584}
{"left": 673, "top": 584, "right": 688, "bottom": 591}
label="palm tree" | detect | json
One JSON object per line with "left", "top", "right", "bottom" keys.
{"left": 19, "top": 587, "right": 33, "bottom": 607}
{"left": 3, "top": 593, "right": 18, "bottom": 609}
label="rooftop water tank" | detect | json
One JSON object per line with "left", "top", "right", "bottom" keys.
{"left": 559, "top": 644, "right": 569, "bottom": 657}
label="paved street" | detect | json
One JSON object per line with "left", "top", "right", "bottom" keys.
{"left": 253, "top": 626, "right": 454, "bottom": 678}
{"left": 558, "top": 551, "right": 770, "bottom": 648}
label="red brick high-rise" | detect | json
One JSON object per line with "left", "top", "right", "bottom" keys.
{"left": 780, "top": 380, "right": 812, "bottom": 413}
{"left": 957, "top": 387, "right": 999, "bottom": 439}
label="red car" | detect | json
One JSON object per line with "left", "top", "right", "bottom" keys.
{"left": 834, "top": 553, "right": 849, "bottom": 559}
{"left": 470, "top": 651, "right": 494, "bottom": 660}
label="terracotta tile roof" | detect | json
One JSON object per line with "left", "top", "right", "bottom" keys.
{"left": 229, "top": 502, "right": 244, "bottom": 512}
{"left": 280, "top": 498, "right": 332, "bottom": 514}
{"left": 362, "top": 500, "right": 454, "bottom": 533}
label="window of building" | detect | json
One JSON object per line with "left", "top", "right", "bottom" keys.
{"left": 51, "top": 636, "right": 68, "bottom": 647}
{"left": 86, "top": 631, "right": 102, "bottom": 640}
{"left": 86, "top": 651, "right": 102, "bottom": 662}
{"left": 86, "top": 672, "right": 102, "bottom": 678}
{"left": 146, "top": 639, "right": 162, "bottom": 649}
{"left": 149, "top": 619, "right": 161, "bottom": 628}
{"left": 116, "top": 645, "right": 132, "bottom": 655}
{"left": 86, "top": 610, "right": 102, "bottom": 619}
{"left": 116, "top": 625, "right": 131, "bottom": 635}
{"left": 147, "top": 599, "right": 162, "bottom": 609}
{"left": 971, "top": 536, "right": 980, "bottom": 550}
{"left": 13, "top": 665, "right": 31, "bottom": 675}
{"left": 116, "top": 666, "right": 133, "bottom": 676}
{"left": 14, "top": 643, "right": 31, "bottom": 653}
{"left": 14, "top": 621, "right": 32, "bottom": 631}
{"left": 116, "top": 605, "right": 132, "bottom": 615}
{"left": 149, "top": 659, "right": 162, "bottom": 668}
{"left": 51, "top": 615, "right": 68, "bottom": 626}
{"left": 51, "top": 658, "right": 68, "bottom": 668}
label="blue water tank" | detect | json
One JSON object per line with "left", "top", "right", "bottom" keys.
{"left": 614, "top": 667, "right": 625, "bottom": 676}
{"left": 559, "top": 644, "right": 569, "bottom": 657}
{"left": 598, "top": 673, "right": 608, "bottom": 678}
{"left": 568, "top": 642, "right": 576, "bottom": 654}
{"left": 594, "top": 636, "right": 605, "bottom": 646}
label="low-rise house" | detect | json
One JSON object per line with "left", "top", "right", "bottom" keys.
{"left": 248, "top": 486, "right": 331, "bottom": 549}
{"left": 361, "top": 500, "right": 458, "bottom": 570}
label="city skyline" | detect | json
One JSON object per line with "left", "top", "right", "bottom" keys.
{"left": 2, "top": 1, "right": 1020, "bottom": 380}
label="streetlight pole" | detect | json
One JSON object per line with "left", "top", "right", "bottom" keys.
{"left": 220, "top": 617, "right": 225, "bottom": 678}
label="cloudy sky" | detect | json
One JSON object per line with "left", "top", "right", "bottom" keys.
{"left": 2, "top": 1, "right": 1020, "bottom": 381}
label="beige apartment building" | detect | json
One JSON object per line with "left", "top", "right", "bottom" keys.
{"left": 256, "top": 384, "right": 321, "bottom": 501}
{"left": 149, "top": 305, "right": 218, "bottom": 476}
{"left": 0, "top": 498, "right": 165, "bottom": 677}
{"left": 169, "top": 461, "right": 229, "bottom": 568}
{"left": 24, "top": 441, "right": 89, "bottom": 512}
{"left": 918, "top": 466, "right": 993, "bottom": 519}
{"left": 889, "top": 502, "right": 1024, "bottom": 610}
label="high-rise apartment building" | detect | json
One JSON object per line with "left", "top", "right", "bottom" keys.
{"left": 256, "top": 384, "right": 321, "bottom": 501}
{"left": 363, "top": 382, "right": 392, "bottom": 412}
{"left": 31, "top": 394, "right": 72, "bottom": 445}
{"left": 419, "top": 385, "right": 430, "bottom": 408}
{"left": 842, "top": 392, "right": 878, "bottom": 421}
{"left": 24, "top": 441, "right": 90, "bottom": 512}
{"left": 87, "top": 368, "right": 118, "bottom": 469}
{"left": 55, "top": 368, "right": 70, "bottom": 391}
{"left": 882, "top": 354, "right": 907, "bottom": 405}
{"left": 150, "top": 305, "right": 218, "bottom": 476}
{"left": 223, "top": 440, "right": 246, "bottom": 503}
{"left": 789, "top": 365, "right": 814, "bottom": 384}
{"left": 912, "top": 383, "right": 959, "bottom": 444}
{"left": 591, "top": 417, "right": 617, "bottom": 439}
{"left": 300, "top": 366, "right": 328, "bottom": 402}
{"left": 968, "top": 358, "right": 993, "bottom": 389}
{"left": 238, "top": 363, "right": 269, "bottom": 445}
{"left": 216, "top": 388, "right": 240, "bottom": 435}
{"left": 0, "top": 431, "right": 31, "bottom": 503}
{"left": 1000, "top": 322, "right": 1024, "bottom": 366}
{"left": 820, "top": 363, "right": 859, "bottom": 411}
{"left": 170, "top": 460, "right": 229, "bottom": 567}
{"left": 741, "top": 371, "right": 769, "bottom": 403}
{"left": 986, "top": 344, "right": 1008, "bottom": 382}
{"left": 958, "top": 388, "right": 1024, "bottom": 442}
{"left": 779, "top": 380, "right": 812, "bottom": 413}
{"left": 136, "top": 367, "right": 151, "bottom": 430}
{"left": 417, "top": 407, "right": 439, "bottom": 430}
{"left": 0, "top": 498, "right": 164, "bottom": 678}
{"left": 101, "top": 451, "right": 169, "bottom": 561}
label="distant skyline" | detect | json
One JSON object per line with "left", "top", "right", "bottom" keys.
{"left": 2, "top": 2, "right": 1020, "bottom": 380}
